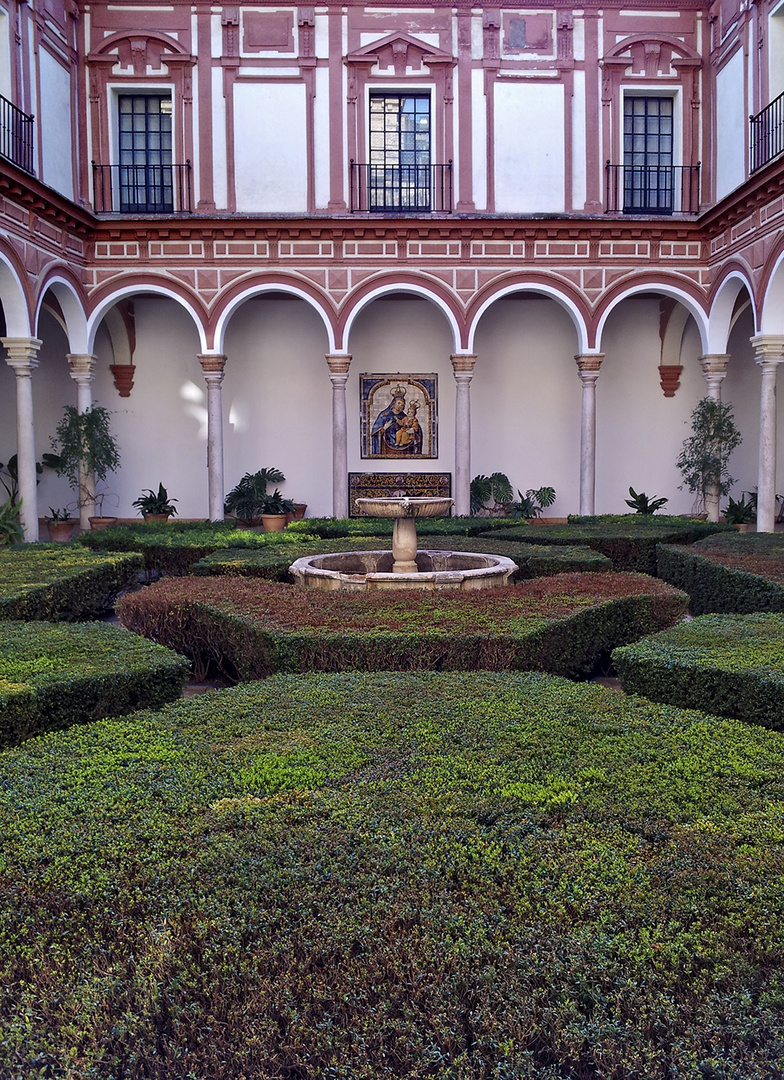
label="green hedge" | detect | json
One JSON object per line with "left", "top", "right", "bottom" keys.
{"left": 0, "top": 620, "right": 190, "bottom": 747}
{"left": 488, "top": 516, "right": 730, "bottom": 574}
{"left": 0, "top": 545, "right": 144, "bottom": 621}
{"left": 3, "top": 670, "right": 784, "bottom": 1075}
{"left": 656, "top": 534, "right": 784, "bottom": 614}
{"left": 117, "top": 573, "right": 686, "bottom": 681}
{"left": 286, "top": 515, "right": 524, "bottom": 539}
{"left": 192, "top": 535, "right": 611, "bottom": 581}
{"left": 80, "top": 521, "right": 321, "bottom": 576}
{"left": 612, "top": 613, "right": 784, "bottom": 728}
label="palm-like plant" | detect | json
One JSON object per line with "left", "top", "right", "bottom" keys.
{"left": 224, "top": 467, "right": 286, "bottom": 522}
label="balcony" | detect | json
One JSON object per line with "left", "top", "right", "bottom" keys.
{"left": 751, "top": 92, "right": 784, "bottom": 173}
{"left": 92, "top": 162, "right": 193, "bottom": 214}
{"left": 605, "top": 163, "right": 700, "bottom": 215}
{"left": 0, "top": 94, "right": 34, "bottom": 173}
{"left": 350, "top": 161, "right": 453, "bottom": 213}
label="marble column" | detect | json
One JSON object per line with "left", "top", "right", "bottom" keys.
{"left": 751, "top": 335, "right": 784, "bottom": 533}
{"left": 67, "top": 353, "right": 97, "bottom": 529}
{"left": 326, "top": 353, "right": 351, "bottom": 518}
{"left": 198, "top": 354, "right": 227, "bottom": 521}
{"left": 2, "top": 337, "right": 42, "bottom": 541}
{"left": 451, "top": 354, "right": 476, "bottom": 517}
{"left": 698, "top": 354, "right": 729, "bottom": 523}
{"left": 575, "top": 354, "right": 604, "bottom": 516}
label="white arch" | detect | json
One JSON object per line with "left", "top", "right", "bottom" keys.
{"left": 0, "top": 251, "right": 32, "bottom": 337}
{"left": 86, "top": 283, "right": 208, "bottom": 354}
{"left": 596, "top": 281, "right": 709, "bottom": 353}
{"left": 706, "top": 270, "right": 757, "bottom": 353}
{"left": 467, "top": 282, "right": 590, "bottom": 354}
{"left": 760, "top": 249, "right": 784, "bottom": 336}
{"left": 213, "top": 282, "right": 336, "bottom": 354}
{"left": 36, "top": 276, "right": 89, "bottom": 353}
{"left": 342, "top": 282, "right": 461, "bottom": 353}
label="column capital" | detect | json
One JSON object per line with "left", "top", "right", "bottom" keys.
{"left": 699, "top": 353, "right": 730, "bottom": 376}
{"left": 198, "top": 353, "right": 227, "bottom": 381}
{"left": 67, "top": 353, "right": 97, "bottom": 383}
{"left": 751, "top": 335, "right": 784, "bottom": 365}
{"left": 450, "top": 353, "right": 477, "bottom": 379}
{"left": 2, "top": 337, "right": 42, "bottom": 374}
{"left": 575, "top": 353, "right": 604, "bottom": 379}
{"left": 326, "top": 353, "right": 351, "bottom": 382}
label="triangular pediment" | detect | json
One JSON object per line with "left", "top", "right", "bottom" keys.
{"left": 346, "top": 32, "right": 454, "bottom": 73}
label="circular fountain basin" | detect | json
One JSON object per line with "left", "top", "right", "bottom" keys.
{"left": 354, "top": 496, "right": 454, "bottom": 518}
{"left": 290, "top": 549, "right": 518, "bottom": 591}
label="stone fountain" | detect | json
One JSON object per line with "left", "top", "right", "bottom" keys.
{"left": 290, "top": 496, "right": 517, "bottom": 591}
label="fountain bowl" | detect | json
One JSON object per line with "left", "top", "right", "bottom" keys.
{"left": 290, "top": 549, "right": 518, "bottom": 591}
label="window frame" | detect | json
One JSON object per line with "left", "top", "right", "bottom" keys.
{"left": 364, "top": 85, "right": 435, "bottom": 212}
{"left": 107, "top": 84, "right": 176, "bottom": 213}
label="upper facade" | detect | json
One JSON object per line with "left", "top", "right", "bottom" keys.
{"left": 2, "top": 0, "right": 782, "bottom": 220}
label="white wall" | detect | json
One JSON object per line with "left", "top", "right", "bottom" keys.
{"left": 715, "top": 49, "right": 746, "bottom": 199}
{"left": 234, "top": 82, "right": 308, "bottom": 212}
{"left": 0, "top": 12, "right": 11, "bottom": 101}
{"left": 39, "top": 49, "right": 73, "bottom": 200}
{"left": 494, "top": 81, "right": 565, "bottom": 212}
{"left": 770, "top": 6, "right": 784, "bottom": 101}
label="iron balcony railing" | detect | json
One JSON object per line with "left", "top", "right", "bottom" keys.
{"left": 92, "top": 161, "right": 193, "bottom": 213}
{"left": 350, "top": 161, "right": 453, "bottom": 212}
{"left": 750, "top": 91, "right": 784, "bottom": 173}
{"left": 0, "top": 94, "right": 34, "bottom": 173}
{"left": 605, "top": 162, "right": 701, "bottom": 215}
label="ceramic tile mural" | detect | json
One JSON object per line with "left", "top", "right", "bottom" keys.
{"left": 360, "top": 374, "right": 438, "bottom": 459}
{"left": 349, "top": 472, "right": 452, "bottom": 516}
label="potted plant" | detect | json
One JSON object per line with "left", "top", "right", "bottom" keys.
{"left": 508, "top": 485, "right": 557, "bottom": 521}
{"left": 258, "top": 489, "right": 295, "bottom": 532}
{"left": 132, "top": 483, "right": 178, "bottom": 522}
{"left": 723, "top": 494, "right": 755, "bottom": 531}
{"left": 0, "top": 497, "right": 24, "bottom": 546}
{"left": 470, "top": 472, "right": 514, "bottom": 516}
{"left": 676, "top": 398, "right": 742, "bottom": 518}
{"left": 50, "top": 405, "right": 121, "bottom": 530}
{"left": 45, "top": 507, "right": 77, "bottom": 542}
{"left": 624, "top": 487, "right": 669, "bottom": 514}
{"left": 224, "top": 467, "right": 286, "bottom": 526}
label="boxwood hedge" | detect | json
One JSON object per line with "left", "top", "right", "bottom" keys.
{"left": 117, "top": 572, "right": 686, "bottom": 682}
{"left": 2, "top": 671, "right": 784, "bottom": 1076}
{"left": 657, "top": 533, "right": 784, "bottom": 614}
{"left": 0, "top": 544, "right": 144, "bottom": 621}
{"left": 192, "top": 535, "right": 611, "bottom": 581}
{"left": 612, "top": 612, "right": 784, "bottom": 728}
{"left": 0, "top": 620, "right": 190, "bottom": 746}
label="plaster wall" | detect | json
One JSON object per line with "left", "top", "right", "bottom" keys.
{"left": 715, "top": 49, "right": 746, "bottom": 199}
{"left": 771, "top": 7, "right": 784, "bottom": 101}
{"left": 27, "top": 312, "right": 80, "bottom": 514}
{"left": 38, "top": 49, "right": 73, "bottom": 200}
{"left": 0, "top": 12, "right": 11, "bottom": 100}
{"left": 234, "top": 82, "right": 308, "bottom": 212}
{"left": 493, "top": 81, "right": 565, "bottom": 213}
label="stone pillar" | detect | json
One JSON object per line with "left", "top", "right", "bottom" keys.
{"left": 198, "top": 354, "right": 227, "bottom": 521}
{"left": 2, "top": 337, "right": 42, "bottom": 541}
{"left": 575, "top": 354, "right": 604, "bottom": 517}
{"left": 751, "top": 336, "right": 784, "bottom": 533}
{"left": 699, "top": 354, "right": 730, "bottom": 523}
{"left": 326, "top": 353, "right": 351, "bottom": 518}
{"left": 67, "top": 353, "right": 97, "bottom": 529}
{"left": 451, "top": 354, "right": 476, "bottom": 517}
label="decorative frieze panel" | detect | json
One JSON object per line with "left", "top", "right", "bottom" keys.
{"left": 407, "top": 241, "right": 462, "bottom": 258}
{"left": 534, "top": 241, "right": 589, "bottom": 258}
{"left": 598, "top": 241, "right": 650, "bottom": 257}
{"left": 658, "top": 241, "right": 701, "bottom": 258}
{"left": 470, "top": 241, "right": 525, "bottom": 257}
{"left": 149, "top": 241, "right": 205, "bottom": 258}
{"left": 214, "top": 241, "right": 270, "bottom": 258}
{"left": 279, "top": 240, "right": 334, "bottom": 257}
{"left": 95, "top": 242, "right": 140, "bottom": 258}
{"left": 343, "top": 240, "right": 398, "bottom": 258}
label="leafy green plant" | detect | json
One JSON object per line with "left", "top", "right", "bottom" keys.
{"left": 224, "top": 467, "right": 287, "bottom": 521}
{"left": 676, "top": 398, "right": 742, "bottom": 512}
{"left": 469, "top": 472, "right": 514, "bottom": 515}
{"left": 624, "top": 486, "right": 669, "bottom": 514}
{"left": 46, "top": 507, "right": 72, "bottom": 523}
{"left": 0, "top": 452, "right": 61, "bottom": 504}
{"left": 508, "top": 485, "right": 557, "bottom": 518}
{"left": 259, "top": 489, "right": 295, "bottom": 516}
{"left": 0, "top": 498, "right": 24, "bottom": 546}
{"left": 51, "top": 405, "right": 121, "bottom": 510}
{"left": 132, "top": 483, "right": 178, "bottom": 517}
{"left": 723, "top": 494, "right": 755, "bottom": 524}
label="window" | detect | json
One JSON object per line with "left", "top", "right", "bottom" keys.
{"left": 118, "top": 94, "right": 173, "bottom": 212}
{"left": 368, "top": 94, "right": 431, "bottom": 210}
{"left": 623, "top": 96, "right": 673, "bottom": 213}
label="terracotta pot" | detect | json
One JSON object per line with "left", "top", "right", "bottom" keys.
{"left": 293, "top": 503, "right": 307, "bottom": 520}
{"left": 47, "top": 520, "right": 77, "bottom": 542}
{"left": 89, "top": 516, "right": 118, "bottom": 531}
{"left": 261, "top": 513, "right": 288, "bottom": 532}
{"left": 143, "top": 513, "right": 171, "bottom": 523}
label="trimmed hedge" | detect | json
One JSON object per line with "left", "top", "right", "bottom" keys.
{"left": 488, "top": 515, "right": 730, "bottom": 574}
{"left": 0, "top": 620, "right": 190, "bottom": 747}
{"left": 117, "top": 572, "right": 687, "bottom": 681}
{"left": 286, "top": 515, "right": 524, "bottom": 539}
{"left": 3, "top": 671, "right": 784, "bottom": 1075}
{"left": 81, "top": 520, "right": 321, "bottom": 576}
{"left": 0, "top": 544, "right": 144, "bottom": 621}
{"left": 657, "top": 533, "right": 784, "bottom": 614}
{"left": 192, "top": 535, "right": 611, "bottom": 581}
{"left": 612, "top": 613, "right": 784, "bottom": 728}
